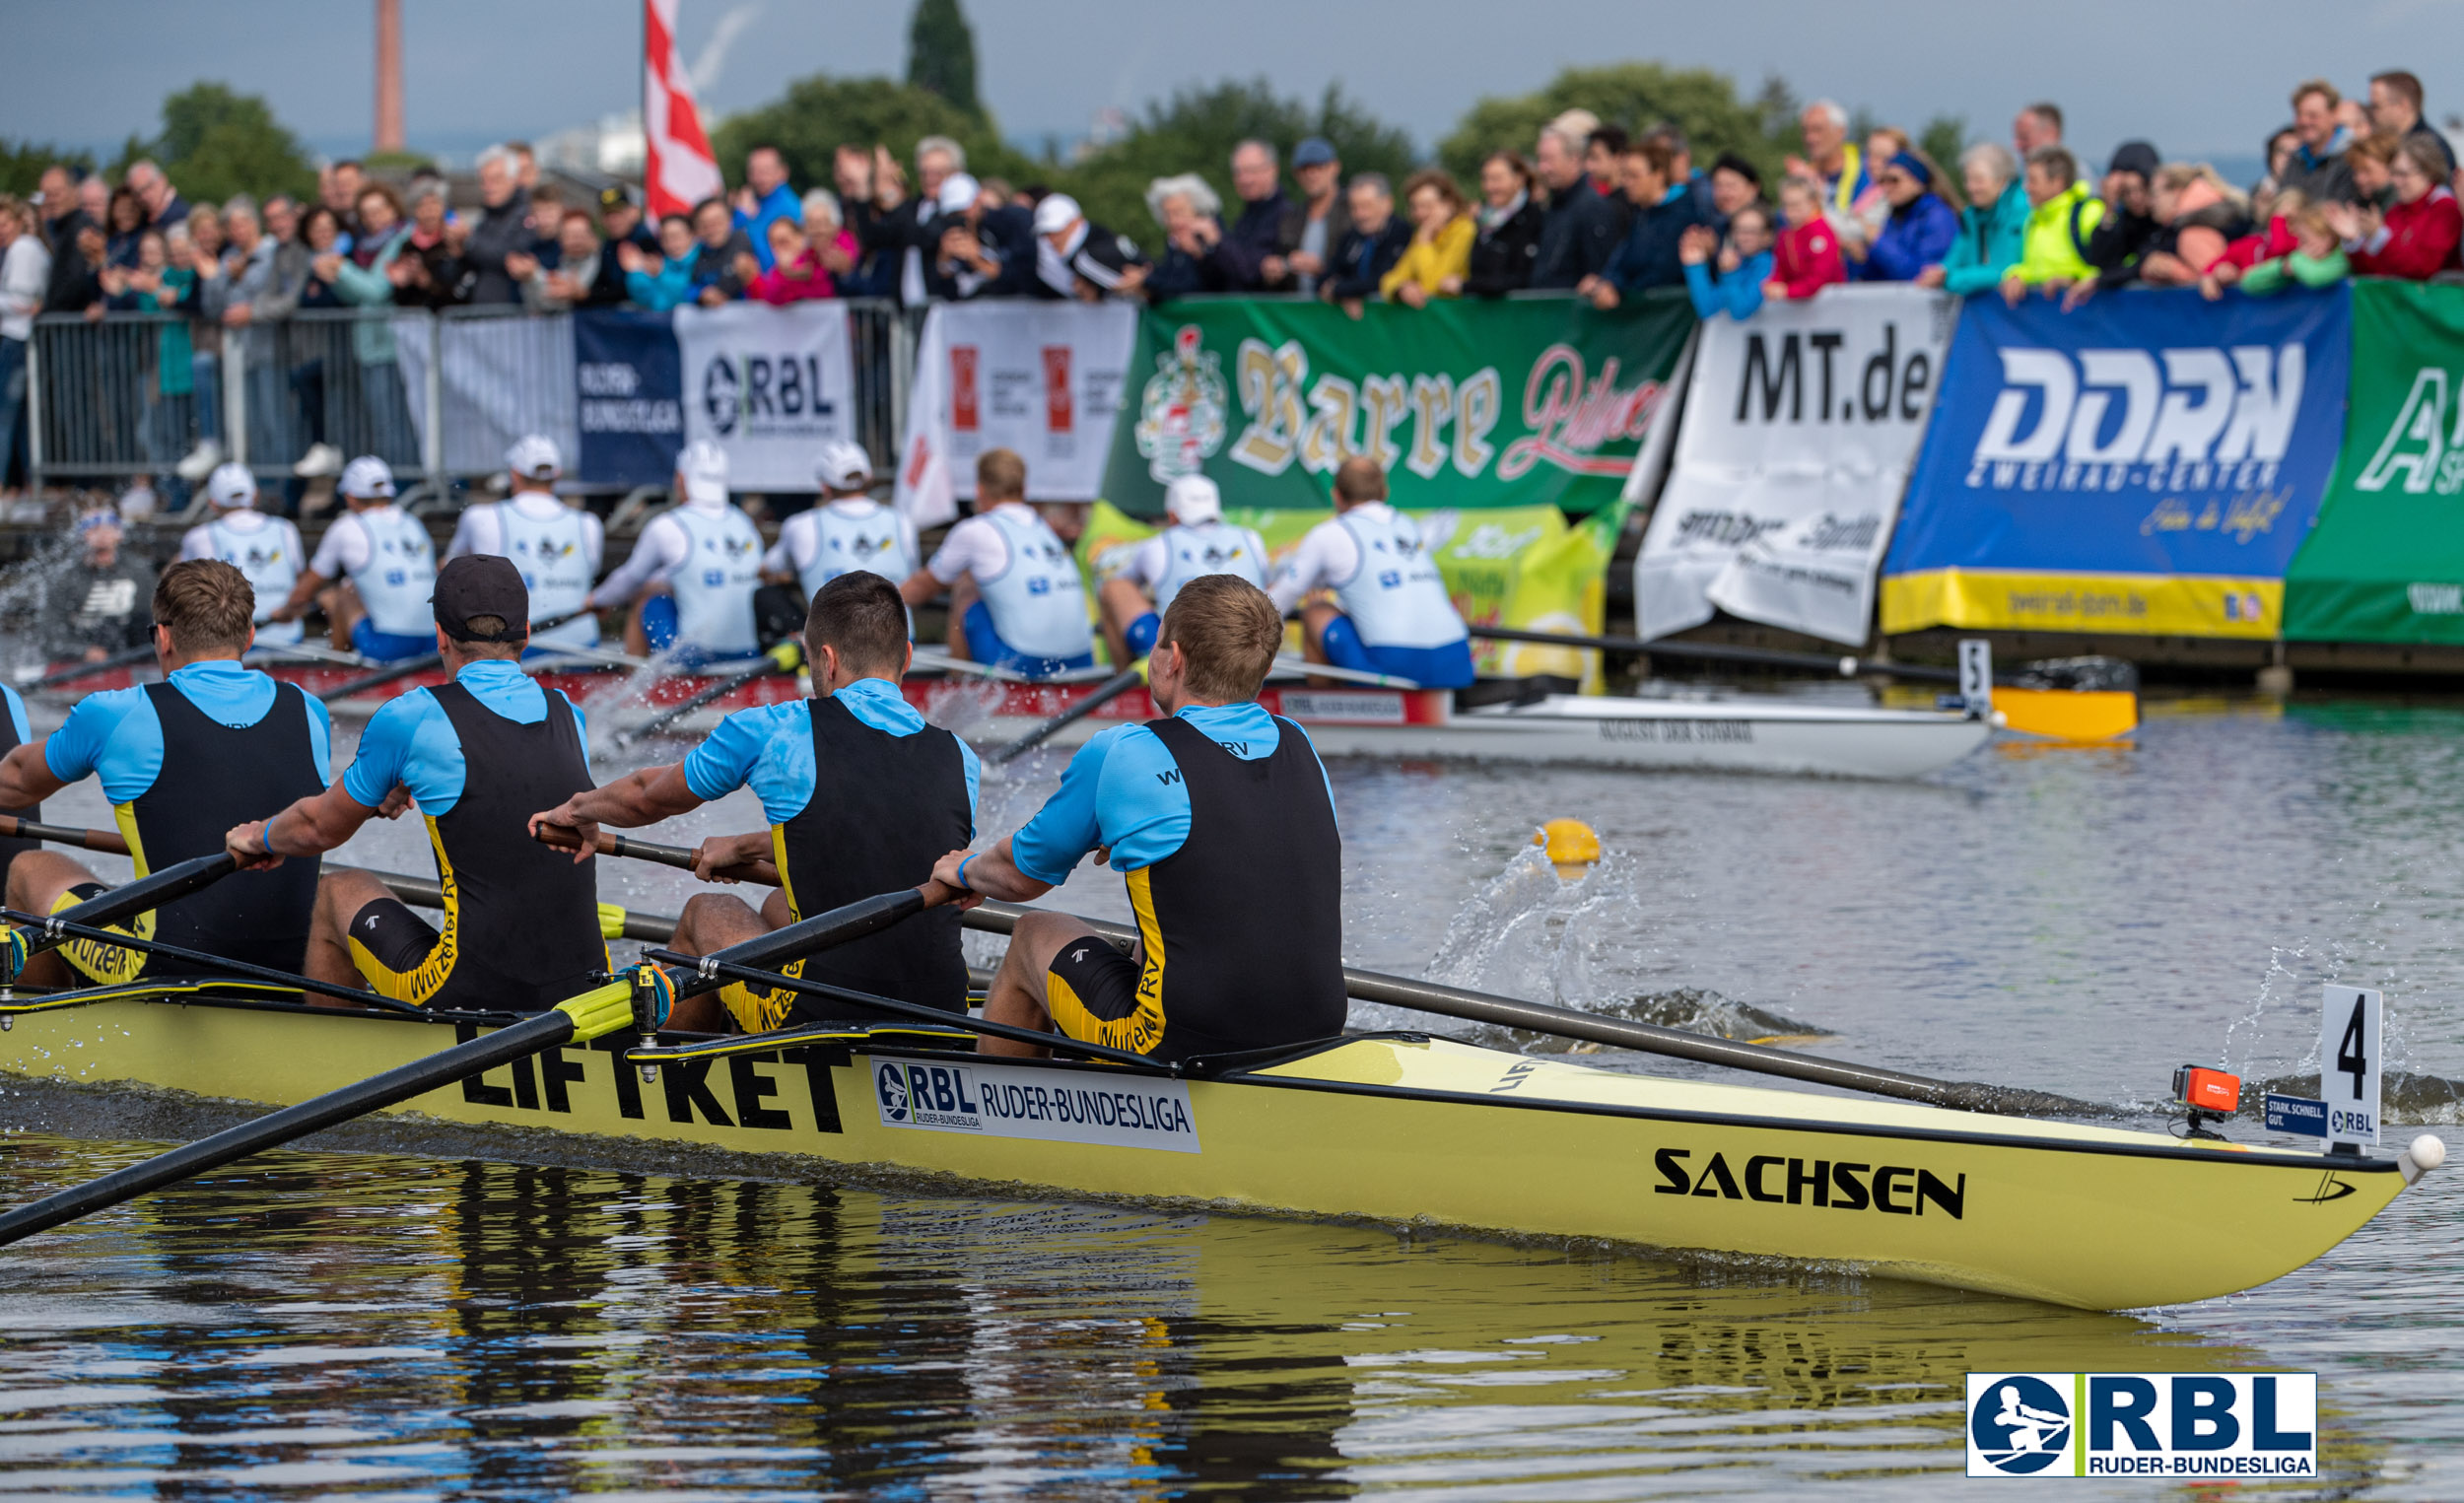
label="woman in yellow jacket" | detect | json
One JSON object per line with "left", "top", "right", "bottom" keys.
{"left": 1382, "top": 170, "right": 1475, "bottom": 307}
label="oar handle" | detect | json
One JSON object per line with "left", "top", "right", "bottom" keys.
{"left": 529, "top": 824, "right": 777, "bottom": 885}
{"left": 0, "top": 816, "right": 128, "bottom": 855}
{"left": 993, "top": 665, "right": 1143, "bottom": 764}
{"left": 19, "top": 854, "right": 240, "bottom": 957}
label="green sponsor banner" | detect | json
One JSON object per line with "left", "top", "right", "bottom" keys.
{"left": 1081, "top": 497, "right": 1629, "bottom": 688}
{"left": 2288, "top": 281, "right": 2464, "bottom": 643}
{"left": 1101, "top": 294, "right": 1692, "bottom": 516}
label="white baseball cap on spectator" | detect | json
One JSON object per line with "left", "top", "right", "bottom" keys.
{"left": 205, "top": 461, "right": 257, "bottom": 510}
{"left": 506, "top": 434, "right": 562, "bottom": 479}
{"left": 676, "top": 440, "right": 729, "bottom": 505}
{"left": 936, "top": 172, "right": 982, "bottom": 217}
{"left": 1163, "top": 474, "right": 1222, "bottom": 525}
{"left": 1033, "top": 193, "right": 1083, "bottom": 237}
{"left": 339, "top": 455, "right": 396, "bottom": 501}
{"left": 815, "top": 440, "right": 873, "bottom": 492}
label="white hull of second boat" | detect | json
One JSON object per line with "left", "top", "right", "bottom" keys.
{"left": 986, "top": 694, "right": 1992, "bottom": 779}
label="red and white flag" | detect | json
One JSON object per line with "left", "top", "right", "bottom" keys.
{"left": 643, "top": 0, "right": 723, "bottom": 218}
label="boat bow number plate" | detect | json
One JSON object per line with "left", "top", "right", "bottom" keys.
{"left": 871, "top": 1057, "right": 1202, "bottom": 1153}
{"left": 2319, "top": 985, "right": 2382, "bottom": 1149}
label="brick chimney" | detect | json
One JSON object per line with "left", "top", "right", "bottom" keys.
{"left": 375, "top": 0, "right": 404, "bottom": 154}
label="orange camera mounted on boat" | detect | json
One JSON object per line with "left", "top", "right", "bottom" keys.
{"left": 2172, "top": 1064, "right": 2241, "bottom": 1138}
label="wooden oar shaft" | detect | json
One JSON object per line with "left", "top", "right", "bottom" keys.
{"left": 958, "top": 901, "right": 2095, "bottom": 1118}
{"left": 993, "top": 666, "right": 1143, "bottom": 764}
{"left": 1467, "top": 626, "right": 1967, "bottom": 687}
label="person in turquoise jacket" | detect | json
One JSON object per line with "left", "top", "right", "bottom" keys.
{"left": 1679, "top": 205, "right": 1776, "bottom": 319}
{"left": 621, "top": 213, "right": 701, "bottom": 310}
{"left": 1926, "top": 143, "right": 2027, "bottom": 294}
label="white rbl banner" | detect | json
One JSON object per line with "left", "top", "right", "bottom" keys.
{"left": 895, "top": 302, "right": 1138, "bottom": 527}
{"left": 642, "top": 0, "right": 722, "bottom": 219}
{"left": 1636, "top": 285, "right": 1953, "bottom": 645}
{"left": 673, "top": 302, "right": 858, "bottom": 491}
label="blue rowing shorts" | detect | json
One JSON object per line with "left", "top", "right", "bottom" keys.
{"left": 350, "top": 618, "right": 435, "bottom": 663}
{"left": 1125, "top": 610, "right": 1162, "bottom": 659}
{"left": 1319, "top": 614, "right": 1475, "bottom": 689}
{"left": 963, "top": 601, "right": 1095, "bottom": 680}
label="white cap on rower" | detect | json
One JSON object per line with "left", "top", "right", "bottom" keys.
{"left": 816, "top": 439, "right": 873, "bottom": 492}
{"left": 936, "top": 171, "right": 982, "bottom": 217}
{"left": 1164, "top": 473, "right": 1221, "bottom": 524}
{"left": 506, "top": 433, "right": 562, "bottom": 478}
{"left": 205, "top": 461, "right": 257, "bottom": 510}
{"left": 339, "top": 455, "right": 396, "bottom": 500}
{"left": 676, "top": 439, "right": 729, "bottom": 505}
{"left": 1032, "top": 193, "right": 1082, "bottom": 237}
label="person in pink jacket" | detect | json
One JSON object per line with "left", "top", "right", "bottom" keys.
{"left": 746, "top": 216, "right": 851, "bottom": 304}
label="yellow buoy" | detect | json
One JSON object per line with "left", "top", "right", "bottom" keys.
{"left": 1534, "top": 818, "right": 1602, "bottom": 879}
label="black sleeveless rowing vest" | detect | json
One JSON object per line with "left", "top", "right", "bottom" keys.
{"left": 423, "top": 680, "right": 603, "bottom": 1010}
{"left": 772, "top": 694, "right": 972, "bottom": 1020}
{"left": 133, "top": 679, "right": 325, "bottom": 975}
{"left": 0, "top": 692, "right": 41, "bottom": 884}
{"left": 1134, "top": 714, "right": 1346, "bottom": 1061}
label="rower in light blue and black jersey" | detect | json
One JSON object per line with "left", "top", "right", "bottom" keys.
{"left": 337, "top": 658, "right": 604, "bottom": 1010}
{"left": 43, "top": 660, "right": 331, "bottom": 981}
{"left": 1011, "top": 700, "right": 1346, "bottom": 1062}
{"left": 683, "top": 676, "right": 981, "bottom": 1030}
{"left": 0, "top": 682, "right": 43, "bottom": 883}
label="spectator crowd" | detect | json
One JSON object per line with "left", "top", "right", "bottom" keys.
{"left": 2, "top": 67, "right": 2460, "bottom": 501}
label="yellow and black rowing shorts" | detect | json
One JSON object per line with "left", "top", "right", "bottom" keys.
{"left": 50, "top": 882, "right": 146, "bottom": 987}
{"left": 345, "top": 895, "right": 455, "bottom": 1008}
{"left": 1044, "top": 936, "right": 1164, "bottom": 1057}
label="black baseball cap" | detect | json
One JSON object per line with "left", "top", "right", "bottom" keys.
{"left": 433, "top": 555, "right": 529, "bottom": 643}
{"left": 598, "top": 184, "right": 636, "bottom": 212}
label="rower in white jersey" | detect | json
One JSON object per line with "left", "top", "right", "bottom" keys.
{"left": 762, "top": 440, "right": 918, "bottom": 600}
{"left": 445, "top": 434, "right": 604, "bottom": 651}
{"left": 270, "top": 456, "right": 439, "bottom": 662}
{"left": 897, "top": 446, "right": 1094, "bottom": 678}
{"left": 586, "top": 440, "right": 765, "bottom": 665}
{"left": 1267, "top": 455, "right": 1475, "bottom": 689}
{"left": 178, "top": 462, "right": 306, "bottom": 648}
{"left": 1096, "top": 473, "right": 1268, "bottom": 667}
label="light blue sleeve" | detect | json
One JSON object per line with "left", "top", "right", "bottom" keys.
{"left": 304, "top": 694, "right": 333, "bottom": 779}
{"left": 559, "top": 690, "right": 589, "bottom": 772}
{"left": 43, "top": 687, "right": 146, "bottom": 786}
{"left": 1009, "top": 724, "right": 1129, "bottom": 884}
{"left": 1, "top": 685, "right": 28, "bottom": 746}
{"left": 341, "top": 693, "right": 426, "bottom": 808}
{"left": 1088, "top": 728, "right": 1197, "bottom": 871}
{"left": 681, "top": 704, "right": 771, "bottom": 802}
{"left": 957, "top": 738, "right": 982, "bottom": 826}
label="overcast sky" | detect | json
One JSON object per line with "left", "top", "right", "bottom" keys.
{"left": 7, "top": 0, "right": 2461, "bottom": 173}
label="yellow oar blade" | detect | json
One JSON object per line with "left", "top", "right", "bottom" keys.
{"left": 597, "top": 903, "right": 630, "bottom": 940}
{"left": 1995, "top": 687, "right": 2139, "bottom": 742}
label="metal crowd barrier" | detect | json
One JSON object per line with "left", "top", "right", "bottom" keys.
{"left": 27, "top": 301, "right": 931, "bottom": 509}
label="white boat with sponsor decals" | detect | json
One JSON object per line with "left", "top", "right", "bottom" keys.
{"left": 962, "top": 684, "right": 1992, "bottom": 780}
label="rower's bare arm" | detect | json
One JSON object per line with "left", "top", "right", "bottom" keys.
{"left": 528, "top": 764, "right": 701, "bottom": 863}
{"left": 929, "top": 839, "right": 1048, "bottom": 907}
{"left": 229, "top": 781, "right": 383, "bottom": 869}
{"left": 0, "top": 742, "right": 69, "bottom": 809}
{"left": 270, "top": 570, "right": 327, "bottom": 623}
{"left": 691, "top": 831, "right": 777, "bottom": 884}
{"left": 897, "top": 566, "right": 944, "bottom": 607}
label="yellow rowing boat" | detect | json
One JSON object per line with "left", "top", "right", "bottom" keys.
{"left": 0, "top": 983, "right": 2430, "bottom": 1311}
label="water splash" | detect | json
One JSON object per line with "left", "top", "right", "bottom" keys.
{"left": 1422, "top": 841, "right": 1654, "bottom": 1012}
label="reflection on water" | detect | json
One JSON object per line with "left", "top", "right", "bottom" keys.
{"left": 12, "top": 692, "right": 2464, "bottom": 1494}
{"left": 0, "top": 1138, "right": 2318, "bottom": 1500}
